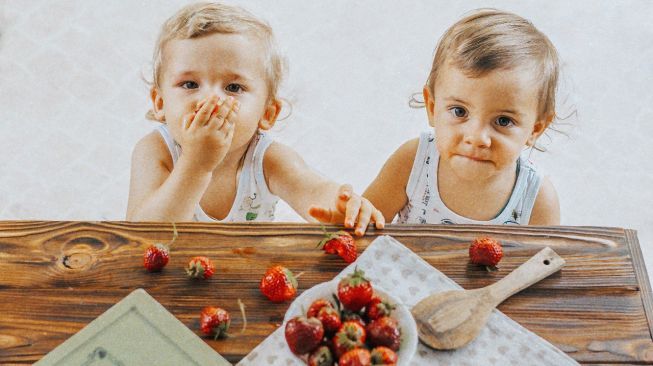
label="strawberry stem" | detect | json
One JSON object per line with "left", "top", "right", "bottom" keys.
{"left": 238, "top": 298, "right": 247, "bottom": 334}
{"left": 168, "top": 222, "right": 178, "bottom": 248}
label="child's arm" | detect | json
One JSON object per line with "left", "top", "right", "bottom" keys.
{"left": 528, "top": 177, "right": 560, "bottom": 225}
{"left": 363, "top": 138, "right": 419, "bottom": 223}
{"left": 127, "top": 97, "right": 237, "bottom": 221}
{"left": 126, "top": 132, "right": 213, "bottom": 221}
{"left": 264, "top": 142, "right": 384, "bottom": 236}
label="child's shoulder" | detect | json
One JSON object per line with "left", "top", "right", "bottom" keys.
{"left": 132, "top": 129, "right": 173, "bottom": 172}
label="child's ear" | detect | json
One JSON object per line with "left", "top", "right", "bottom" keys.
{"left": 150, "top": 87, "right": 166, "bottom": 121}
{"left": 258, "top": 98, "right": 281, "bottom": 130}
{"left": 527, "top": 113, "right": 554, "bottom": 146}
{"left": 423, "top": 86, "right": 436, "bottom": 127}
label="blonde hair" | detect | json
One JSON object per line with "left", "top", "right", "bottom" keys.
{"left": 423, "top": 9, "right": 559, "bottom": 122}
{"left": 146, "top": 2, "right": 285, "bottom": 120}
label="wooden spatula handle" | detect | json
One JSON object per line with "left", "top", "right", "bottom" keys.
{"left": 487, "top": 247, "right": 565, "bottom": 306}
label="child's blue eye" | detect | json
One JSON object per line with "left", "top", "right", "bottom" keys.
{"left": 226, "top": 83, "right": 243, "bottom": 93}
{"left": 496, "top": 116, "right": 514, "bottom": 127}
{"left": 450, "top": 107, "right": 467, "bottom": 118}
{"left": 181, "top": 81, "right": 198, "bottom": 89}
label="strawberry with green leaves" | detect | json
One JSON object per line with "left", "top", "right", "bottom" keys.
{"left": 469, "top": 236, "right": 503, "bottom": 271}
{"left": 370, "top": 346, "right": 398, "bottom": 364}
{"left": 337, "top": 268, "right": 373, "bottom": 312}
{"left": 365, "top": 296, "right": 395, "bottom": 321}
{"left": 308, "top": 345, "right": 334, "bottom": 366}
{"left": 318, "top": 229, "right": 357, "bottom": 263}
{"left": 307, "top": 298, "right": 333, "bottom": 318}
{"left": 332, "top": 321, "right": 366, "bottom": 358}
{"left": 186, "top": 256, "right": 215, "bottom": 279}
{"left": 143, "top": 223, "right": 177, "bottom": 272}
{"left": 284, "top": 316, "right": 324, "bottom": 355}
{"left": 317, "top": 305, "right": 341, "bottom": 334}
{"left": 199, "top": 306, "right": 230, "bottom": 339}
{"left": 259, "top": 265, "right": 297, "bottom": 303}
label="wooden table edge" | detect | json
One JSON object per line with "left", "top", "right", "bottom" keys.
{"left": 626, "top": 228, "right": 653, "bottom": 341}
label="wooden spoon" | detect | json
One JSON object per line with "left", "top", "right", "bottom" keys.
{"left": 411, "top": 246, "right": 565, "bottom": 350}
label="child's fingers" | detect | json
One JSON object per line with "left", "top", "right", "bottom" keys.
{"left": 183, "top": 112, "right": 196, "bottom": 129}
{"left": 343, "top": 195, "right": 361, "bottom": 229}
{"left": 372, "top": 208, "right": 386, "bottom": 229}
{"left": 337, "top": 184, "right": 353, "bottom": 201}
{"left": 195, "top": 96, "right": 218, "bottom": 127}
{"left": 309, "top": 205, "right": 336, "bottom": 223}
{"left": 353, "top": 202, "right": 373, "bottom": 236}
{"left": 208, "top": 97, "right": 232, "bottom": 130}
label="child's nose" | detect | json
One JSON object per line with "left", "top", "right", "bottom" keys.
{"left": 463, "top": 120, "right": 491, "bottom": 147}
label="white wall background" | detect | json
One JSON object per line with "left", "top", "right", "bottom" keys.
{"left": 0, "top": 1, "right": 651, "bottom": 282}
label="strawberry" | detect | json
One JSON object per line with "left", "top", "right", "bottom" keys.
{"left": 143, "top": 243, "right": 169, "bottom": 272}
{"left": 199, "top": 306, "right": 230, "bottom": 339}
{"left": 370, "top": 346, "right": 398, "bottom": 364}
{"left": 469, "top": 236, "right": 503, "bottom": 271}
{"left": 337, "top": 268, "right": 373, "bottom": 312}
{"left": 186, "top": 256, "right": 215, "bottom": 279}
{"left": 332, "top": 321, "right": 366, "bottom": 358}
{"left": 143, "top": 223, "right": 177, "bottom": 272}
{"left": 308, "top": 345, "right": 334, "bottom": 366}
{"left": 339, "top": 348, "right": 371, "bottom": 366}
{"left": 307, "top": 298, "right": 334, "bottom": 318}
{"left": 365, "top": 296, "right": 395, "bottom": 321}
{"left": 284, "top": 316, "right": 324, "bottom": 355}
{"left": 366, "top": 316, "right": 401, "bottom": 351}
{"left": 318, "top": 230, "right": 357, "bottom": 263}
{"left": 317, "top": 306, "right": 342, "bottom": 334}
{"left": 259, "top": 265, "right": 297, "bottom": 303}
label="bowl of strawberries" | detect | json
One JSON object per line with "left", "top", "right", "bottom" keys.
{"left": 283, "top": 268, "right": 417, "bottom": 366}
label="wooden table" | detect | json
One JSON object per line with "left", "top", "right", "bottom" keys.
{"left": 0, "top": 221, "right": 651, "bottom": 365}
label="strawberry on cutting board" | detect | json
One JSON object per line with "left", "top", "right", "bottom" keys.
{"left": 318, "top": 229, "right": 357, "bottom": 263}
{"left": 186, "top": 256, "right": 215, "bottom": 279}
{"left": 199, "top": 306, "right": 230, "bottom": 339}
{"left": 260, "top": 265, "right": 298, "bottom": 303}
{"left": 469, "top": 236, "right": 504, "bottom": 271}
{"left": 143, "top": 223, "right": 178, "bottom": 272}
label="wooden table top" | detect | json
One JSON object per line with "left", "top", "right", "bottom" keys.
{"left": 0, "top": 221, "right": 651, "bottom": 365}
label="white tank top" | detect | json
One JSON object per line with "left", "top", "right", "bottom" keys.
{"left": 397, "top": 131, "right": 542, "bottom": 225}
{"left": 156, "top": 124, "right": 279, "bottom": 222}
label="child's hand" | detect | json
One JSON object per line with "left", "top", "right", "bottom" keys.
{"left": 177, "top": 95, "right": 239, "bottom": 173}
{"left": 309, "top": 184, "right": 385, "bottom": 236}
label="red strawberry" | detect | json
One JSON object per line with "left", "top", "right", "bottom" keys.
{"left": 337, "top": 268, "right": 373, "bottom": 312}
{"left": 365, "top": 296, "right": 395, "bottom": 321}
{"left": 143, "top": 243, "right": 169, "bottom": 272}
{"left": 370, "top": 346, "right": 398, "bottom": 364}
{"left": 318, "top": 230, "right": 357, "bottom": 263}
{"left": 186, "top": 256, "right": 215, "bottom": 279}
{"left": 308, "top": 345, "right": 334, "bottom": 366}
{"left": 469, "top": 236, "right": 503, "bottom": 271}
{"left": 284, "top": 316, "right": 324, "bottom": 355}
{"left": 199, "top": 306, "right": 230, "bottom": 339}
{"left": 339, "top": 348, "right": 371, "bottom": 366}
{"left": 317, "top": 306, "right": 342, "bottom": 334}
{"left": 307, "top": 298, "right": 333, "bottom": 318}
{"left": 332, "top": 321, "right": 366, "bottom": 358}
{"left": 366, "top": 316, "right": 401, "bottom": 351}
{"left": 143, "top": 223, "right": 177, "bottom": 272}
{"left": 259, "top": 265, "right": 297, "bottom": 303}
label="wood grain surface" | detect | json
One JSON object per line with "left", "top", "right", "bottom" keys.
{"left": 0, "top": 221, "right": 651, "bottom": 365}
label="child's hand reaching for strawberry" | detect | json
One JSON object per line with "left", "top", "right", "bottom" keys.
{"left": 175, "top": 95, "right": 240, "bottom": 173}
{"left": 309, "top": 184, "right": 385, "bottom": 236}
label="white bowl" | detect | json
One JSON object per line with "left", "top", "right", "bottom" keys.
{"left": 284, "top": 280, "right": 418, "bottom": 365}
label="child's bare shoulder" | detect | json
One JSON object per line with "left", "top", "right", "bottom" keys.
{"left": 132, "top": 130, "right": 173, "bottom": 172}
